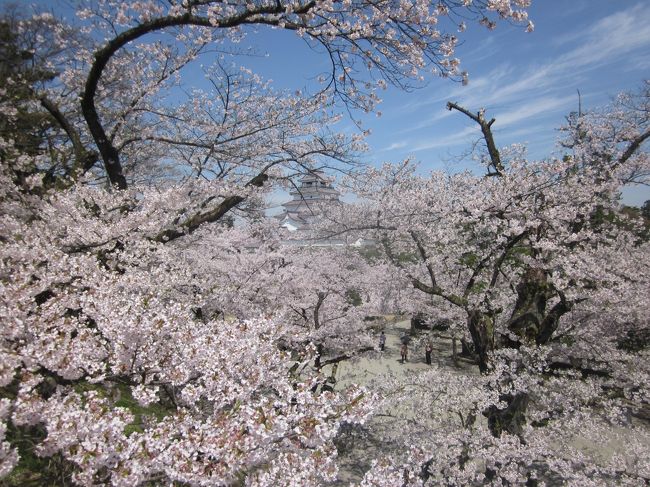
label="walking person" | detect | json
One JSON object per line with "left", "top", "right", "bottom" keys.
{"left": 425, "top": 339, "right": 433, "bottom": 365}
{"left": 379, "top": 331, "right": 386, "bottom": 351}
{"left": 400, "top": 342, "right": 408, "bottom": 363}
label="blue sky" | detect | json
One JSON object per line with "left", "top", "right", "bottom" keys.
{"left": 366, "top": 1, "right": 650, "bottom": 167}
{"left": 231, "top": 1, "right": 650, "bottom": 206}
{"left": 370, "top": 1, "right": 650, "bottom": 206}
{"left": 15, "top": 1, "right": 650, "bottom": 205}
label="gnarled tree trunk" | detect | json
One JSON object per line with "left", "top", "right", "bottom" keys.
{"left": 485, "top": 392, "right": 530, "bottom": 437}
{"left": 485, "top": 267, "right": 575, "bottom": 438}
{"left": 467, "top": 309, "right": 494, "bottom": 374}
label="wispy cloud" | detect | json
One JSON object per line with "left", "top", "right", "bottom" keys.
{"left": 416, "top": 2, "right": 650, "bottom": 126}
{"left": 369, "top": 2, "right": 650, "bottom": 179}
{"left": 556, "top": 4, "right": 650, "bottom": 69}
{"left": 398, "top": 109, "right": 454, "bottom": 134}
{"left": 378, "top": 141, "right": 409, "bottom": 152}
{"left": 495, "top": 94, "right": 577, "bottom": 127}
{"left": 495, "top": 123, "right": 549, "bottom": 142}
{"left": 410, "top": 125, "right": 481, "bottom": 152}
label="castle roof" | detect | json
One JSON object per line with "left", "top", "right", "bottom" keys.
{"left": 278, "top": 171, "right": 341, "bottom": 232}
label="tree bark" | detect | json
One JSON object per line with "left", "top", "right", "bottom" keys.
{"left": 507, "top": 267, "right": 549, "bottom": 343}
{"left": 38, "top": 95, "right": 98, "bottom": 181}
{"left": 313, "top": 291, "right": 326, "bottom": 330}
{"left": 490, "top": 269, "right": 577, "bottom": 438}
{"left": 78, "top": 5, "right": 317, "bottom": 189}
{"left": 447, "top": 102, "right": 503, "bottom": 176}
{"left": 485, "top": 392, "right": 529, "bottom": 437}
{"left": 467, "top": 309, "right": 494, "bottom": 373}
{"left": 507, "top": 267, "right": 576, "bottom": 346}
{"left": 154, "top": 172, "right": 268, "bottom": 243}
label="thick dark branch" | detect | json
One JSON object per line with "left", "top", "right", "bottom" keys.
{"left": 380, "top": 237, "right": 466, "bottom": 309}
{"left": 38, "top": 95, "right": 98, "bottom": 178}
{"left": 447, "top": 101, "right": 503, "bottom": 176}
{"left": 409, "top": 230, "right": 437, "bottom": 288}
{"left": 81, "top": 15, "right": 216, "bottom": 189}
{"left": 463, "top": 252, "right": 494, "bottom": 300}
{"left": 461, "top": 229, "right": 527, "bottom": 301}
{"left": 313, "top": 291, "right": 327, "bottom": 330}
{"left": 489, "top": 230, "right": 528, "bottom": 288}
{"left": 536, "top": 294, "right": 587, "bottom": 345}
{"left": 154, "top": 170, "right": 269, "bottom": 243}
{"left": 411, "top": 277, "right": 467, "bottom": 309}
{"left": 319, "top": 347, "right": 375, "bottom": 368}
{"left": 615, "top": 128, "right": 650, "bottom": 168}
{"left": 155, "top": 195, "right": 241, "bottom": 242}
{"left": 80, "top": 2, "right": 316, "bottom": 189}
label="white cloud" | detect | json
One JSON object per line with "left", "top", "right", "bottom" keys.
{"left": 557, "top": 4, "right": 650, "bottom": 69}
{"left": 397, "top": 109, "right": 454, "bottom": 134}
{"left": 367, "top": 2, "right": 650, "bottom": 175}
{"left": 410, "top": 125, "right": 481, "bottom": 152}
{"left": 378, "top": 141, "right": 409, "bottom": 152}
{"left": 494, "top": 94, "right": 576, "bottom": 127}
{"left": 408, "top": 3, "right": 650, "bottom": 133}
{"left": 496, "top": 123, "right": 550, "bottom": 141}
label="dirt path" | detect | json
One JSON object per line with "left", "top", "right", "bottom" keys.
{"left": 326, "top": 320, "right": 476, "bottom": 485}
{"left": 327, "top": 320, "right": 650, "bottom": 486}
{"left": 334, "top": 319, "right": 475, "bottom": 388}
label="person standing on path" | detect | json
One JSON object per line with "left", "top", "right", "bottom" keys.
{"left": 425, "top": 339, "right": 433, "bottom": 365}
{"left": 400, "top": 343, "right": 408, "bottom": 363}
{"left": 379, "top": 331, "right": 386, "bottom": 351}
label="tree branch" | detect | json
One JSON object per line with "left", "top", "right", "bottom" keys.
{"left": 615, "top": 128, "right": 650, "bottom": 169}
{"left": 411, "top": 277, "right": 467, "bottom": 309}
{"left": 313, "top": 291, "right": 327, "bottom": 330}
{"left": 80, "top": 3, "right": 316, "bottom": 189}
{"left": 318, "top": 347, "right": 375, "bottom": 368}
{"left": 154, "top": 170, "right": 269, "bottom": 243}
{"left": 38, "top": 95, "right": 98, "bottom": 179}
{"left": 447, "top": 101, "right": 503, "bottom": 176}
{"left": 409, "top": 230, "right": 437, "bottom": 288}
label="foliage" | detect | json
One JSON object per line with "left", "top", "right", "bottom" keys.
{"left": 328, "top": 86, "right": 650, "bottom": 485}
{"left": 3, "top": 0, "right": 649, "bottom": 485}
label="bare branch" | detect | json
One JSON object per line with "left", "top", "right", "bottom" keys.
{"left": 447, "top": 101, "right": 503, "bottom": 176}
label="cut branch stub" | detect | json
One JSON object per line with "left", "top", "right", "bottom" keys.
{"left": 447, "top": 101, "right": 504, "bottom": 176}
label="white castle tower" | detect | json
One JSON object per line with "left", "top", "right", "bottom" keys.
{"left": 278, "top": 171, "right": 341, "bottom": 233}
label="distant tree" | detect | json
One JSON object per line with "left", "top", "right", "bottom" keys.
{"left": 642, "top": 199, "right": 650, "bottom": 220}
{"left": 0, "top": 12, "right": 57, "bottom": 189}
{"left": 0, "top": 8, "right": 102, "bottom": 194}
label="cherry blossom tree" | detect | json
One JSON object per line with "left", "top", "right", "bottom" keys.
{"left": 330, "top": 85, "right": 650, "bottom": 484}
{"left": 5, "top": 1, "right": 649, "bottom": 483}
{"left": 1, "top": 89, "right": 383, "bottom": 483}
{"left": 1, "top": 17, "right": 382, "bottom": 477}
{"left": 0, "top": 172, "right": 386, "bottom": 484}
{"left": 1, "top": 1, "right": 542, "bottom": 484}
{"left": 4, "top": 1, "right": 532, "bottom": 190}
{"left": 166, "top": 220, "right": 388, "bottom": 363}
